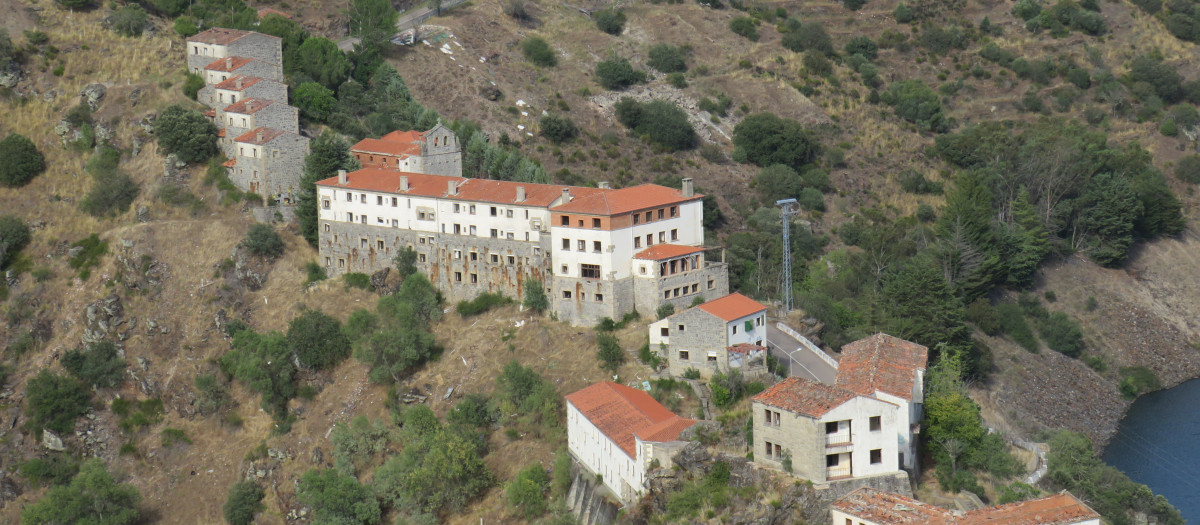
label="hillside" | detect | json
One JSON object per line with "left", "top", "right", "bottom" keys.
{"left": 1, "top": 0, "right": 1200, "bottom": 523}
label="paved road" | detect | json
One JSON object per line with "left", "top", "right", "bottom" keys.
{"left": 338, "top": 0, "right": 470, "bottom": 52}
{"left": 766, "top": 322, "right": 838, "bottom": 385}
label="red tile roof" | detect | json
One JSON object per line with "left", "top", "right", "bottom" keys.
{"left": 223, "top": 98, "right": 274, "bottom": 115}
{"left": 188, "top": 28, "right": 251, "bottom": 45}
{"left": 204, "top": 56, "right": 255, "bottom": 72}
{"left": 566, "top": 382, "right": 697, "bottom": 459}
{"left": 832, "top": 488, "right": 953, "bottom": 524}
{"left": 217, "top": 129, "right": 226, "bottom": 138}
{"left": 634, "top": 244, "right": 705, "bottom": 261}
{"left": 834, "top": 488, "right": 1100, "bottom": 525}
{"left": 552, "top": 184, "right": 701, "bottom": 216}
{"left": 204, "top": 109, "right": 216, "bottom": 117}
{"left": 696, "top": 292, "right": 766, "bottom": 322}
{"left": 257, "top": 7, "right": 292, "bottom": 18}
{"left": 751, "top": 377, "right": 864, "bottom": 418}
{"left": 382, "top": 130, "right": 425, "bottom": 142}
{"left": 233, "top": 127, "right": 286, "bottom": 145}
{"left": 352, "top": 137, "right": 422, "bottom": 157}
{"left": 213, "top": 75, "right": 263, "bottom": 91}
{"left": 836, "top": 333, "right": 928, "bottom": 401}
{"left": 222, "top": 158, "right": 237, "bottom": 168}
{"left": 316, "top": 169, "right": 609, "bottom": 208}
{"left": 728, "top": 343, "right": 766, "bottom": 354}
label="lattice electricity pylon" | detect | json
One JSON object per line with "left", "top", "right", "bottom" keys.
{"left": 776, "top": 198, "right": 799, "bottom": 314}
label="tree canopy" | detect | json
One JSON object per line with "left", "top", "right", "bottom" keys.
{"left": 287, "top": 309, "right": 350, "bottom": 370}
{"left": 21, "top": 459, "right": 140, "bottom": 525}
{"left": 732, "top": 113, "right": 820, "bottom": 170}
{"left": 0, "top": 134, "right": 46, "bottom": 187}
{"left": 154, "top": 105, "right": 218, "bottom": 163}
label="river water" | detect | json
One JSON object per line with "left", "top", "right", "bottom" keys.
{"left": 1102, "top": 378, "right": 1200, "bottom": 522}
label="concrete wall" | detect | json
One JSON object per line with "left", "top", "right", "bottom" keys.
{"left": 753, "top": 396, "right": 901, "bottom": 483}
{"left": 550, "top": 275, "right": 632, "bottom": 326}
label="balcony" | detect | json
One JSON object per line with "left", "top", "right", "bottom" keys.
{"left": 825, "top": 431, "right": 852, "bottom": 448}
{"left": 826, "top": 464, "right": 852, "bottom": 480}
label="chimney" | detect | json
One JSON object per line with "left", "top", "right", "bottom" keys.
{"left": 561, "top": 188, "right": 571, "bottom": 202}
{"left": 682, "top": 177, "right": 694, "bottom": 198}
{"left": 225, "top": 57, "right": 232, "bottom": 69}
{"left": 598, "top": 181, "right": 611, "bottom": 189}
{"left": 399, "top": 176, "right": 410, "bottom": 191}
{"left": 235, "top": 77, "right": 242, "bottom": 89}
{"left": 516, "top": 186, "right": 526, "bottom": 203}
{"left": 447, "top": 180, "right": 458, "bottom": 196}
{"left": 255, "top": 130, "right": 263, "bottom": 142}
{"left": 246, "top": 100, "right": 254, "bottom": 112}
{"left": 337, "top": 169, "right": 347, "bottom": 185}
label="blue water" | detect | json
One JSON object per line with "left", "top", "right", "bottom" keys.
{"left": 1102, "top": 378, "right": 1200, "bottom": 522}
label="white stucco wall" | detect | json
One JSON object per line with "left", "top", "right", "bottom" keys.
{"left": 567, "top": 402, "right": 641, "bottom": 505}
{"left": 725, "top": 311, "right": 767, "bottom": 346}
{"left": 820, "top": 396, "right": 901, "bottom": 479}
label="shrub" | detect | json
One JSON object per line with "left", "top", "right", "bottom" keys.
{"left": 80, "top": 172, "right": 139, "bottom": 218}
{"left": 1119, "top": 367, "right": 1161, "bottom": 399}
{"left": 798, "top": 187, "right": 825, "bottom": 211}
{"left": 522, "top": 279, "right": 549, "bottom": 313}
{"left": 305, "top": 261, "right": 328, "bottom": 284}
{"left": 194, "top": 374, "right": 232, "bottom": 415}
{"left": 595, "top": 57, "right": 646, "bottom": 90}
{"left": 1174, "top": 154, "right": 1200, "bottom": 183}
{"left": 613, "top": 98, "right": 697, "bottom": 151}
{"left": 0, "top": 215, "right": 31, "bottom": 269}
{"left": 20, "top": 459, "right": 140, "bottom": 525}
{"left": 732, "top": 113, "right": 820, "bottom": 169}
{"left": 1039, "top": 312, "right": 1083, "bottom": 357}
{"left": 223, "top": 481, "right": 265, "bottom": 525}
{"left": 1160, "top": 118, "right": 1178, "bottom": 136}
{"left": 287, "top": 309, "right": 350, "bottom": 370}
{"left": 19, "top": 454, "right": 80, "bottom": 487}
{"left": 781, "top": 21, "right": 833, "bottom": 55}
{"left": 374, "top": 428, "right": 493, "bottom": 515}
{"left": 898, "top": 170, "right": 943, "bottom": 194}
{"left": 916, "top": 203, "right": 936, "bottom": 222}
{"left": 61, "top": 341, "right": 126, "bottom": 388}
{"left": 647, "top": 44, "right": 687, "bottom": 73}
{"left": 174, "top": 15, "right": 199, "bottom": 37}
{"left": 68, "top": 234, "right": 108, "bottom": 280}
{"left": 111, "top": 5, "right": 148, "bottom": 37}
{"left": 594, "top": 8, "right": 626, "bottom": 35}
{"left": 803, "top": 51, "right": 831, "bottom": 76}
{"left": 160, "top": 427, "right": 192, "bottom": 446}
{"left": 521, "top": 36, "right": 557, "bottom": 68}
{"left": 656, "top": 302, "right": 675, "bottom": 319}
{"left": 294, "top": 82, "right": 337, "bottom": 121}
{"left": 25, "top": 371, "right": 91, "bottom": 437}
{"left": 539, "top": 114, "right": 577, "bottom": 143}
{"left": 667, "top": 72, "right": 688, "bottom": 88}
{"left": 996, "top": 302, "right": 1039, "bottom": 352}
{"left": 343, "top": 272, "right": 371, "bottom": 290}
{"left": 296, "top": 469, "right": 382, "bottom": 524}
{"left": 457, "top": 292, "right": 513, "bottom": 316}
{"left": 597, "top": 333, "right": 625, "bottom": 374}
{"left": 330, "top": 415, "right": 394, "bottom": 474}
{"left": 894, "top": 2, "right": 914, "bottom": 22}
{"left": 243, "top": 224, "right": 284, "bottom": 258}
{"left": 729, "top": 17, "right": 759, "bottom": 40}
{"left": 881, "top": 79, "right": 950, "bottom": 133}
{"left": 507, "top": 463, "right": 550, "bottom": 519}
{"left": 112, "top": 397, "right": 164, "bottom": 431}
{"left": 0, "top": 134, "right": 46, "bottom": 187}
{"left": 965, "top": 299, "right": 1002, "bottom": 335}
{"left": 844, "top": 36, "right": 878, "bottom": 59}
{"left": 154, "top": 105, "right": 219, "bottom": 163}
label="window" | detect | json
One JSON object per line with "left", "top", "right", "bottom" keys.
{"left": 640, "top": 266, "right": 647, "bottom": 275}
{"left": 507, "top": 256, "right": 515, "bottom": 265}
{"left": 322, "top": 199, "right": 330, "bottom": 209}
{"left": 338, "top": 258, "right": 345, "bottom": 268}
{"left": 562, "top": 239, "right": 570, "bottom": 250}
{"left": 490, "top": 206, "right": 498, "bottom": 216}
{"left": 870, "top": 449, "right": 882, "bottom": 465}
{"left": 377, "top": 196, "right": 383, "bottom": 205}
{"left": 361, "top": 216, "right": 367, "bottom": 225}
{"left": 645, "top": 212, "right": 652, "bottom": 222}
{"left": 454, "top": 203, "right": 461, "bottom": 213}
{"left": 469, "top": 205, "right": 476, "bottom": 214}
{"left": 660, "top": 327, "right": 669, "bottom": 337}
{"left": 561, "top": 265, "right": 568, "bottom": 274}
{"left": 677, "top": 324, "right": 685, "bottom": 331}
{"left": 360, "top": 238, "right": 368, "bottom": 249}
{"left": 323, "top": 224, "right": 330, "bottom": 232}
{"left": 346, "top": 193, "right": 352, "bottom": 202}
{"left": 455, "top": 272, "right": 462, "bottom": 282}
{"left": 562, "top": 290, "right": 572, "bottom": 299}
{"left": 707, "top": 351, "right": 717, "bottom": 362}
{"left": 825, "top": 422, "right": 839, "bottom": 434}
{"left": 869, "top": 416, "right": 882, "bottom": 432}
{"left": 633, "top": 214, "right": 640, "bottom": 225}
{"left": 490, "top": 228, "right": 498, "bottom": 238}
{"left": 469, "top": 225, "right": 477, "bottom": 235}
{"left": 691, "top": 284, "right": 698, "bottom": 293}
{"left": 347, "top": 213, "right": 354, "bottom": 222}
{"left": 561, "top": 215, "right": 570, "bottom": 226}
{"left": 577, "top": 240, "right": 585, "bottom": 252}
{"left": 418, "top": 253, "right": 426, "bottom": 262}
{"left": 595, "top": 294, "right": 604, "bottom": 302}
{"left": 577, "top": 219, "right": 584, "bottom": 227}
{"left": 392, "top": 219, "right": 399, "bottom": 228}
{"left": 490, "top": 254, "right": 499, "bottom": 263}
{"left": 634, "top": 237, "right": 641, "bottom": 249}
{"left": 646, "top": 234, "right": 654, "bottom": 246}
{"left": 581, "top": 264, "right": 601, "bottom": 279}
{"left": 470, "top": 273, "right": 478, "bottom": 283}
{"left": 664, "top": 291, "right": 671, "bottom": 299}
{"left": 592, "top": 218, "right": 601, "bottom": 228}
{"left": 360, "top": 193, "right": 366, "bottom": 203}
{"left": 765, "top": 441, "right": 773, "bottom": 458}
{"left": 506, "top": 209, "right": 513, "bottom": 218}
{"left": 325, "top": 257, "right": 331, "bottom": 266}
{"left": 708, "top": 280, "right": 715, "bottom": 290}
{"left": 659, "top": 231, "right": 666, "bottom": 243}
{"left": 678, "top": 350, "right": 689, "bottom": 361}
{"left": 658, "top": 209, "right": 665, "bottom": 219}
{"left": 826, "top": 455, "right": 839, "bottom": 467}
{"left": 593, "top": 241, "right": 602, "bottom": 253}
{"left": 392, "top": 197, "right": 398, "bottom": 207}
{"left": 670, "top": 206, "right": 678, "bottom": 217}
{"left": 757, "top": 317, "right": 763, "bottom": 326}
{"left": 376, "top": 240, "right": 384, "bottom": 250}
{"left": 732, "top": 324, "right": 738, "bottom": 335}
{"left": 470, "top": 251, "right": 478, "bottom": 261}
{"left": 507, "top": 232, "right": 514, "bottom": 240}
{"left": 453, "top": 250, "right": 462, "bottom": 259}
{"left": 765, "top": 409, "right": 780, "bottom": 426}
{"left": 671, "top": 229, "right": 678, "bottom": 241}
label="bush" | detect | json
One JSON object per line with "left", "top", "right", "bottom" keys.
{"left": 1175, "top": 154, "right": 1200, "bottom": 183}
{"left": 160, "top": 427, "right": 192, "bottom": 446}
{"left": 195, "top": 374, "right": 232, "bottom": 415}
{"left": 243, "top": 224, "right": 284, "bottom": 258}
{"left": 647, "top": 44, "right": 687, "bottom": 73}
{"left": 111, "top": 397, "right": 164, "bottom": 432}
{"left": 20, "top": 459, "right": 140, "bottom": 525}
{"left": 68, "top": 233, "right": 108, "bottom": 280}
{"left": 61, "top": 341, "right": 126, "bottom": 388}
{"left": 111, "top": 5, "right": 148, "bottom": 37}
{"left": 294, "top": 82, "right": 337, "bottom": 121}
{"left": 0, "top": 134, "right": 46, "bottom": 187}
{"left": 154, "top": 105, "right": 219, "bottom": 163}
{"left": 25, "top": 371, "right": 91, "bottom": 437}
{"left": 613, "top": 98, "right": 697, "bottom": 151}
{"left": 667, "top": 72, "right": 688, "bottom": 88}
{"left": 894, "top": 2, "right": 914, "bottom": 22}
{"left": 521, "top": 36, "right": 557, "bottom": 68}
{"left": 595, "top": 57, "right": 646, "bottom": 90}
{"left": 507, "top": 463, "right": 550, "bottom": 519}
{"left": 1039, "top": 311, "right": 1083, "bottom": 357}
{"left": 305, "top": 261, "right": 328, "bottom": 284}
{"left": 803, "top": 51, "right": 831, "bottom": 76}
{"left": 781, "top": 21, "right": 833, "bottom": 55}
{"left": 1119, "top": 366, "right": 1161, "bottom": 399}
{"left": 965, "top": 299, "right": 1002, "bottom": 335}
{"left": 80, "top": 172, "right": 139, "bottom": 218}
{"left": 1160, "top": 118, "right": 1178, "bottom": 136}
{"left": 844, "top": 36, "right": 878, "bottom": 59}
{"left": 733, "top": 113, "right": 820, "bottom": 169}
{"left": 539, "top": 114, "right": 577, "bottom": 143}
{"left": 223, "top": 481, "right": 265, "bottom": 525}
{"left": 798, "top": 187, "right": 825, "bottom": 211}
{"left": 343, "top": 272, "right": 371, "bottom": 290}
{"left": 330, "top": 415, "right": 394, "bottom": 474}
{"left": 996, "top": 302, "right": 1039, "bottom": 352}
{"left": 1046, "top": 430, "right": 1183, "bottom": 524}
{"left": 296, "top": 469, "right": 382, "bottom": 524}
{"left": 522, "top": 279, "right": 549, "bottom": 313}
{"left": 174, "top": 15, "right": 199, "bottom": 37}
{"left": 656, "top": 302, "right": 675, "bottom": 320}
{"left": 19, "top": 454, "right": 80, "bottom": 487}
{"left": 597, "top": 333, "right": 625, "bottom": 374}
{"left": 0, "top": 215, "right": 31, "bottom": 269}
{"left": 374, "top": 428, "right": 493, "bottom": 515}
{"left": 457, "top": 292, "right": 513, "bottom": 316}
{"left": 594, "top": 8, "right": 626, "bottom": 35}
{"left": 287, "top": 310, "right": 350, "bottom": 370}
{"left": 729, "top": 17, "right": 759, "bottom": 40}
{"left": 898, "top": 170, "right": 943, "bottom": 194}
{"left": 881, "top": 80, "right": 950, "bottom": 133}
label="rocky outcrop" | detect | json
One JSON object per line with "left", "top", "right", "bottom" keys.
{"left": 0, "top": 62, "right": 20, "bottom": 88}
{"left": 370, "top": 267, "right": 392, "bottom": 293}
{"left": 82, "top": 294, "right": 125, "bottom": 344}
{"left": 231, "top": 245, "right": 271, "bottom": 291}
{"left": 41, "top": 429, "right": 65, "bottom": 451}
{"left": 80, "top": 83, "right": 106, "bottom": 111}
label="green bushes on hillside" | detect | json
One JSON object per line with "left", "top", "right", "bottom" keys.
{"left": 1046, "top": 431, "right": 1183, "bottom": 524}
{"left": 154, "top": 105, "right": 218, "bottom": 164}
{"left": 881, "top": 79, "right": 950, "bottom": 133}
{"left": 521, "top": 36, "right": 556, "bottom": 68}
{"left": 0, "top": 134, "right": 46, "bottom": 187}
{"left": 647, "top": 44, "right": 688, "bottom": 73}
{"left": 0, "top": 215, "right": 31, "bottom": 270}
{"left": 614, "top": 98, "right": 697, "bottom": 151}
{"left": 732, "top": 113, "right": 819, "bottom": 169}
{"left": 729, "top": 17, "right": 759, "bottom": 40}
{"left": 594, "top": 8, "right": 626, "bottom": 35}
{"left": 595, "top": 56, "right": 646, "bottom": 90}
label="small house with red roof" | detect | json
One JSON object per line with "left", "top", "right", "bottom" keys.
{"left": 649, "top": 292, "right": 769, "bottom": 379}
{"left": 186, "top": 28, "right": 282, "bottom": 75}
{"left": 831, "top": 487, "right": 1100, "bottom": 525}
{"left": 215, "top": 98, "right": 299, "bottom": 158}
{"left": 751, "top": 333, "right": 928, "bottom": 483}
{"left": 565, "top": 382, "right": 697, "bottom": 504}
{"left": 350, "top": 123, "right": 462, "bottom": 177}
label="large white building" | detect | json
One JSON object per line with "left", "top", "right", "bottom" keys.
{"left": 831, "top": 487, "right": 1101, "bottom": 525}
{"left": 316, "top": 169, "right": 729, "bottom": 324}
{"left": 565, "top": 382, "right": 697, "bottom": 505}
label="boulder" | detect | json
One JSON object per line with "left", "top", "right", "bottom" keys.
{"left": 80, "top": 83, "right": 106, "bottom": 111}
{"left": 0, "top": 63, "right": 20, "bottom": 88}
{"left": 41, "top": 429, "right": 65, "bottom": 451}
{"left": 370, "top": 267, "right": 391, "bottom": 293}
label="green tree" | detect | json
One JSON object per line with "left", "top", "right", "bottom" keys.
{"left": 298, "top": 132, "right": 357, "bottom": 246}
{"left": 1075, "top": 173, "right": 1142, "bottom": 267}
{"left": 395, "top": 272, "right": 442, "bottom": 324}
{"left": 294, "top": 82, "right": 337, "bottom": 121}
{"left": 647, "top": 44, "right": 687, "bottom": 73}
{"left": 522, "top": 279, "right": 549, "bottom": 313}
{"left": 0, "top": 134, "right": 46, "bottom": 187}
{"left": 348, "top": 0, "right": 399, "bottom": 48}
{"left": 111, "top": 5, "right": 147, "bottom": 37}
{"left": 781, "top": 21, "right": 833, "bottom": 55}
{"left": 732, "top": 113, "right": 820, "bottom": 170}
{"left": 21, "top": 459, "right": 140, "bottom": 525}
{"left": 0, "top": 215, "right": 31, "bottom": 269}
{"left": 844, "top": 35, "right": 878, "bottom": 59}
{"left": 597, "top": 333, "right": 625, "bottom": 374}
{"left": 394, "top": 247, "right": 418, "bottom": 279}
{"left": 24, "top": 371, "right": 91, "bottom": 437}
{"left": 222, "top": 480, "right": 265, "bottom": 525}
{"left": 220, "top": 330, "right": 296, "bottom": 417}
{"left": 374, "top": 429, "right": 493, "bottom": 514}
{"left": 521, "top": 36, "right": 557, "bottom": 68}
{"left": 881, "top": 257, "right": 969, "bottom": 349}
{"left": 55, "top": 0, "right": 94, "bottom": 9}
{"left": 182, "top": 72, "right": 205, "bottom": 100}
{"left": 1175, "top": 154, "right": 1200, "bottom": 183}
{"left": 729, "top": 17, "right": 759, "bottom": 40}
{"left": 61, "top": 341, "right": 126, "bottom": 388}
{"left": 594, "top": 8, "right": 626, "bottom": 35}
{"left": 297, "top": 37, "right": 353, "bottom": 90}
{"left": 297, "top": 469, "right": 381, "bottom": 525}
{"left": 507, "top": 463, "right": 550, "bottom": 519}
{"left": 595, "top": 57, "right": 646, "bottom": 90}
{"left": 882, "top": 79, "right": 949, "bottom": 132}
{"left": 354, "top": 305, "right": 437, "bottom": 384}
{"left": 288, "top": 309, "right": 350, "bottom": 370}
{"left": 539, "top": 114, "right": 577, "bottom": 143}
{"left": 243, "top": 224, "right": 284, "bottom": 258}
{"left": 1046, "top": 431, "right": 1183, "bottom": 525}
{"left": 258, "top": 14, "right": 309, "bottom": 74}
{"left": 614, "top": 99, "right": 696, "bottom": 151}
{"left": 154, "top": 105, "right": 218, "bottom": 163}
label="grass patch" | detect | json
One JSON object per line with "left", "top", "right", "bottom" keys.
{"left": 343, "top": 272, "right": 371, "bottom": 290}
{"left": 111, "top": 397, "right": 164, "bottom": 432}
{"left": 68, "top": 234, "right": 108, "bottom": 281}
{"left": 160, "top": 428, "right": 192, "bottom": 446}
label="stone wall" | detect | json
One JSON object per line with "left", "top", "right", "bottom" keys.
{"left": 633, "top": 262, "right": 729, "bottom": 319}
{"left": 228, "top": 34, "right": 283, "bottom": 71}
{"left": 661, "top": 308, "right": 727, "bottom": 378}
{"left": 242, "top": 81, "right": 289, "bottom": 106}
{"left": 251, "top": 205, "right": 297, "bottom": 224}
{"left": 753, "top": 399, "right": 825, "bottom": 480}
{"left": 253, "top": 104, "right": 299, "bottom": 134}
{"left": 549, "top": 276, "right": 633, "bottom": 325}
{"left": 232, "top": 59, "right": 284, "bottom": 83}
{"left": 418, "top": 124, "right": 462, "bottom": 177}
{"left": 264, "top": 134, "right": 309, "bottom": 202}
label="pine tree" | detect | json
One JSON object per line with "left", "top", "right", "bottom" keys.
{"left": 297, "top": 132, "right": 358, "bottom": 247}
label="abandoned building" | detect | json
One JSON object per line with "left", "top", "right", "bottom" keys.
{"left": 350, "top": 123, "right": 463, "bottom": 177}
{"left": 565, "top": 382, "right": 697, "bottom": 505}
{"left": 186, "top": 28, "right": 282, "bottom": 76}
{"left": 648, "top": 292, "right": 770, "bottom": 379}
{"left": 830, "top": 487, "right": 1100, "bottom": 525}
{"left": 315, "top": 168, "right": 729, "bottom": 325}
{"left": 751, "top": 334, "right": 928, "bottom": 484}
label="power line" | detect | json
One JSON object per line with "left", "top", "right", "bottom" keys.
{"left": 777, "top": 198, "right": 799, "bottom": 314}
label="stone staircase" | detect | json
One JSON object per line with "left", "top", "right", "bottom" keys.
{"left": 565, "top": 470, "right": 619, "bottom": 525}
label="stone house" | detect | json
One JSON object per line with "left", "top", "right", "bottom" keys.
{"left": 214, "top": 98, "right": 299, "bottom": 158}
{"left": 186, "top": 28, "right": 282, "bottom": 75}
{"left": 199, "top": 75, "right": 288, "bottom": 110}
{"left": 201, "top": 56, "right": 284, "bottom": 86}
{"left": 565, "top": 382, "right": 697, "bottom": 505}
{"left": 648, "top": 292, "right": 769, "bottom": 379}
{"left": 750, "top": 333, "right": 928, "bottom": 483}
{"left": 315, "top": 168, "right": 729, "bottom": 325}
{"left": 831, "top": 487, "right": 1101, "bottom": 525}
{"left": 350, "top": 123, "right": 462, "bottom": 177}
{"left": 227, "top": 127, "right": 309, "bottom": 202}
